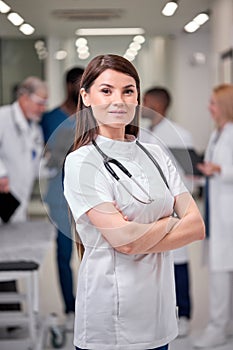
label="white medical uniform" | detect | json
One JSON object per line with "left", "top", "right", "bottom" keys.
{"left": 0, "top": 101, "right": 43, "bottom": 221}
{"left": 200, "top": 122, "right": 233, "bottom": 334}
{"left": 140, "top": 118, "right": 194, "bottom": 264}
{"left": 64, "top": 135, "right": 187, "bottom": 350}
{"left": 205, "top": 122, "right": 233, "bottom": 271}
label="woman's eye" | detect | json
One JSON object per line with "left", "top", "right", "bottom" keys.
{"left": 124, "top": 89, "right": 134, "bottom": 95}
{"left": 101, "top": 88, "right": 111, "bottom": 95}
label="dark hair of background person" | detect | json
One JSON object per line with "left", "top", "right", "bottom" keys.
{"left": 66, "top": 67, "right": 85, "bottom": 84}
{"left": 144, "top": 86, "right": 172, "bottom": 110}
{"left": 73, "top": 54, "right": 141, "bottom": 151}
{"left": 65, "top": 67, "right": 85, "bottom": 107}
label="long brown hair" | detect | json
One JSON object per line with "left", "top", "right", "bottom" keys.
{"left": 73, "top": 54, "right": 141, "bottom": 151}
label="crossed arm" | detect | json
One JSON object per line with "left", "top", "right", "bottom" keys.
{"left": 86, "top": 192, "right": 205, "bottom": 255}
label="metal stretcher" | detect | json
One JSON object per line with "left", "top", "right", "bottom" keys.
{"left": 0, "top": 220, "right": 65, "bottom": 350}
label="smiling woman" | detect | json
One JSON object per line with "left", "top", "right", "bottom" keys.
{"left": 63, "top": 54, "right": 205, "bottom": 350}
{"left": 80, "top": 69, "right": 138, "bottom": 137}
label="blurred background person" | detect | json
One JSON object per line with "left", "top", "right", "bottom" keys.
{"left": 0, "top": 76, "right": 47, "bottom": 310}
{"left": 0, "top": 76, "right": 47, "bottom": 221}
{"left": 194, "top": 84, "right": 233, "bottom": 348}
{"left": 40, "top": 67, "right": 84, "bottom": 331}
{"left": 140, "top": 87, "right": 194, "bottom": 337}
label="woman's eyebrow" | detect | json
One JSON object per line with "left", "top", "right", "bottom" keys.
{"left": 124, "top": 84, "right": 136, "bottom": 88}
{"left": 99, "top": 83, "right": 136, "bottom": 88}
{"left": 99, "top": 83, "right": 113, "bottom": 88}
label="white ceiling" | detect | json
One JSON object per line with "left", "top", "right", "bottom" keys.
{"left": 0, "top": 0, "right": 214, "bottom": 39}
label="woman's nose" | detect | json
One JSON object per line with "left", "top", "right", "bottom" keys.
{"left": 112, "top": 92, "right": 124, "bottom": 104}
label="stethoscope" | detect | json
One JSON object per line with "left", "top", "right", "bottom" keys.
{"left": 92, "top": 139, "right": 169, "bottom": 205}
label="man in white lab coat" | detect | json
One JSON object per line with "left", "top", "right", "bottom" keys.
{"left": 140, "top": 87, "right": 194, "bottom": 337}
{"left": 0, "top": 76, "right": 47, "bottom": 221}
{"left": 0, "top": 76, "right": 47, "bottom": 310}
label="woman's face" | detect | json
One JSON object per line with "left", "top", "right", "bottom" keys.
{"left": 208, "top": 93, "right": 222, "bottom": 125}
{"left": 81, "top": 69, "right": 138, "bottom": 136}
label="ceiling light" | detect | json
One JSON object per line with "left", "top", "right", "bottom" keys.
{"left": 184, "top": 10, "right": 210, "bottom": 33}
{"left": 130, "top": 42, "right": 141, "bottom": 51}
{"left": 184, "top": 21, "right": 200, "bottom": 33}
{"left": 75, "top": 27, "right": 145, "bottom": 36}
{"left": 0, "top": 0, "right": 10, "bottom": 13}
{"left": 34, "top": 40, "right": 45, "bottom": 50}
{"left": 54, "top": 50, "right": 67, "bottom": 60}
{"left": 19, "top": 23, "right": 35, "bottom": 35}
{"left": 193, "top": 12, "right": 209, "bottom": 25}
{"left": 162, "top": 1, "right": 178, "bottom": 17}
{"left": 133, "top": 35, "right": 145, "bottom": 44}
{"left": 75, "top": 37, "right": 88, "bottom": 47}
{"left": 7, "top": 12, "right": 24, "bottom": 26}
{"left": 77, "top": 46, "right": 89, "bottom": 54}
{"left": 78, "top": 51, "right": 90, "bottom": 60}
{"left": 124, "top": 53, "right": 135, "bottom": 62}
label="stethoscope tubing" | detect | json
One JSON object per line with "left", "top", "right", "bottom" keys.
{"left": 92, "top": 138, "right": 169, "bottom": 204}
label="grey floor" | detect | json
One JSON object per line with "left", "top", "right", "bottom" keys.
{"left": 44, "top": 331, "right": 233, "bottom": 350}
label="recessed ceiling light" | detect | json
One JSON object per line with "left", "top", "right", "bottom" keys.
{"left": 184, "top": 21, "right": 200, "bottom": 33}
{"left": 54, "top": 50, "right": 67, "bottom": 60}
{"left": 77, "top": 46, "right": 89, "bottom": 54}
{"left": 78, "top": 51, "right": 90, "bottom": 60}
{"left": 130, "top": 42, "right": 141, "bottom": 51}
{"left": 0, "top": 0, "right": 10, "bottom": 13}
{"left": 162, "top": 1, "right": 178, "bottom": 17}
{"left": 193, "top": 13, "right": 209, "bottom": 26}
{"left": 133, "top": 35, "right": 145, "bottom": 44}
{"left": 75, "top": 28, "right": 145, "bottom": 36}
{"left": 7, "top": 12, "right": 24, "bottom": 26}
{"left": 19, "top": 23, "right": 35, "bottom": 35}
{"left": 75, "top": 37, "right": 88, "bottom": 47}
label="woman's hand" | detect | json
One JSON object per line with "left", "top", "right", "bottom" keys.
{"left": 113, "top": 201, "right": 128, "bottom": 221}
{"left": 197, "top": 162, "right": 221, "bottom": 176}
{"left": 0, "top": 176, "right": 10, "bottom": 193}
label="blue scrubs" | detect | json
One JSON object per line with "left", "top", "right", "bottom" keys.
{"left": 41, "top": 108, "right": 75, "bottom": 314}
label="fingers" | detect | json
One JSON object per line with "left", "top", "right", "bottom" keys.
{"left": 113, "top": 200, "right": 128, "bottom": 221}
{"left": 0, "top": 177, "right": 10, "bottom": 193}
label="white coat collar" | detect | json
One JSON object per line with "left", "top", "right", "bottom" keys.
{"left": 12, "top": 101, "right": 31, "bottom": 132}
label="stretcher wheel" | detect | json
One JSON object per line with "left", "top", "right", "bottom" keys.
{"left": 50, "top": 326, "right": 66, "bottom": 348}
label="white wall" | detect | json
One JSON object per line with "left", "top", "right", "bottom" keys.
{"left": 45, "top": 37, "right": 66, "bottom": 109}
{"left": 171, "top": 31, "right": 213, "bottom": 152}
{"left": 211, "top": 0, "right": 233, "bottom": 84}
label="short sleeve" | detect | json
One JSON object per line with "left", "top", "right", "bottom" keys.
{"left": 147, "top": 144, "right": 188, "bottom": 197}
{"left": 165, "top": 153, "right": 188, "bottom": 196}
{"left": 64, "top": 149, "right": 114, "bottom": 222}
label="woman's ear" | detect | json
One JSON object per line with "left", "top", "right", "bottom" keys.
{"left": 80, "top": 88, "right": 90, "bottom": 107}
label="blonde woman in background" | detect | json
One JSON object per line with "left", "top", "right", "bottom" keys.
{"left": 195, "top": 84, "right": 233, "bottom": 348}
